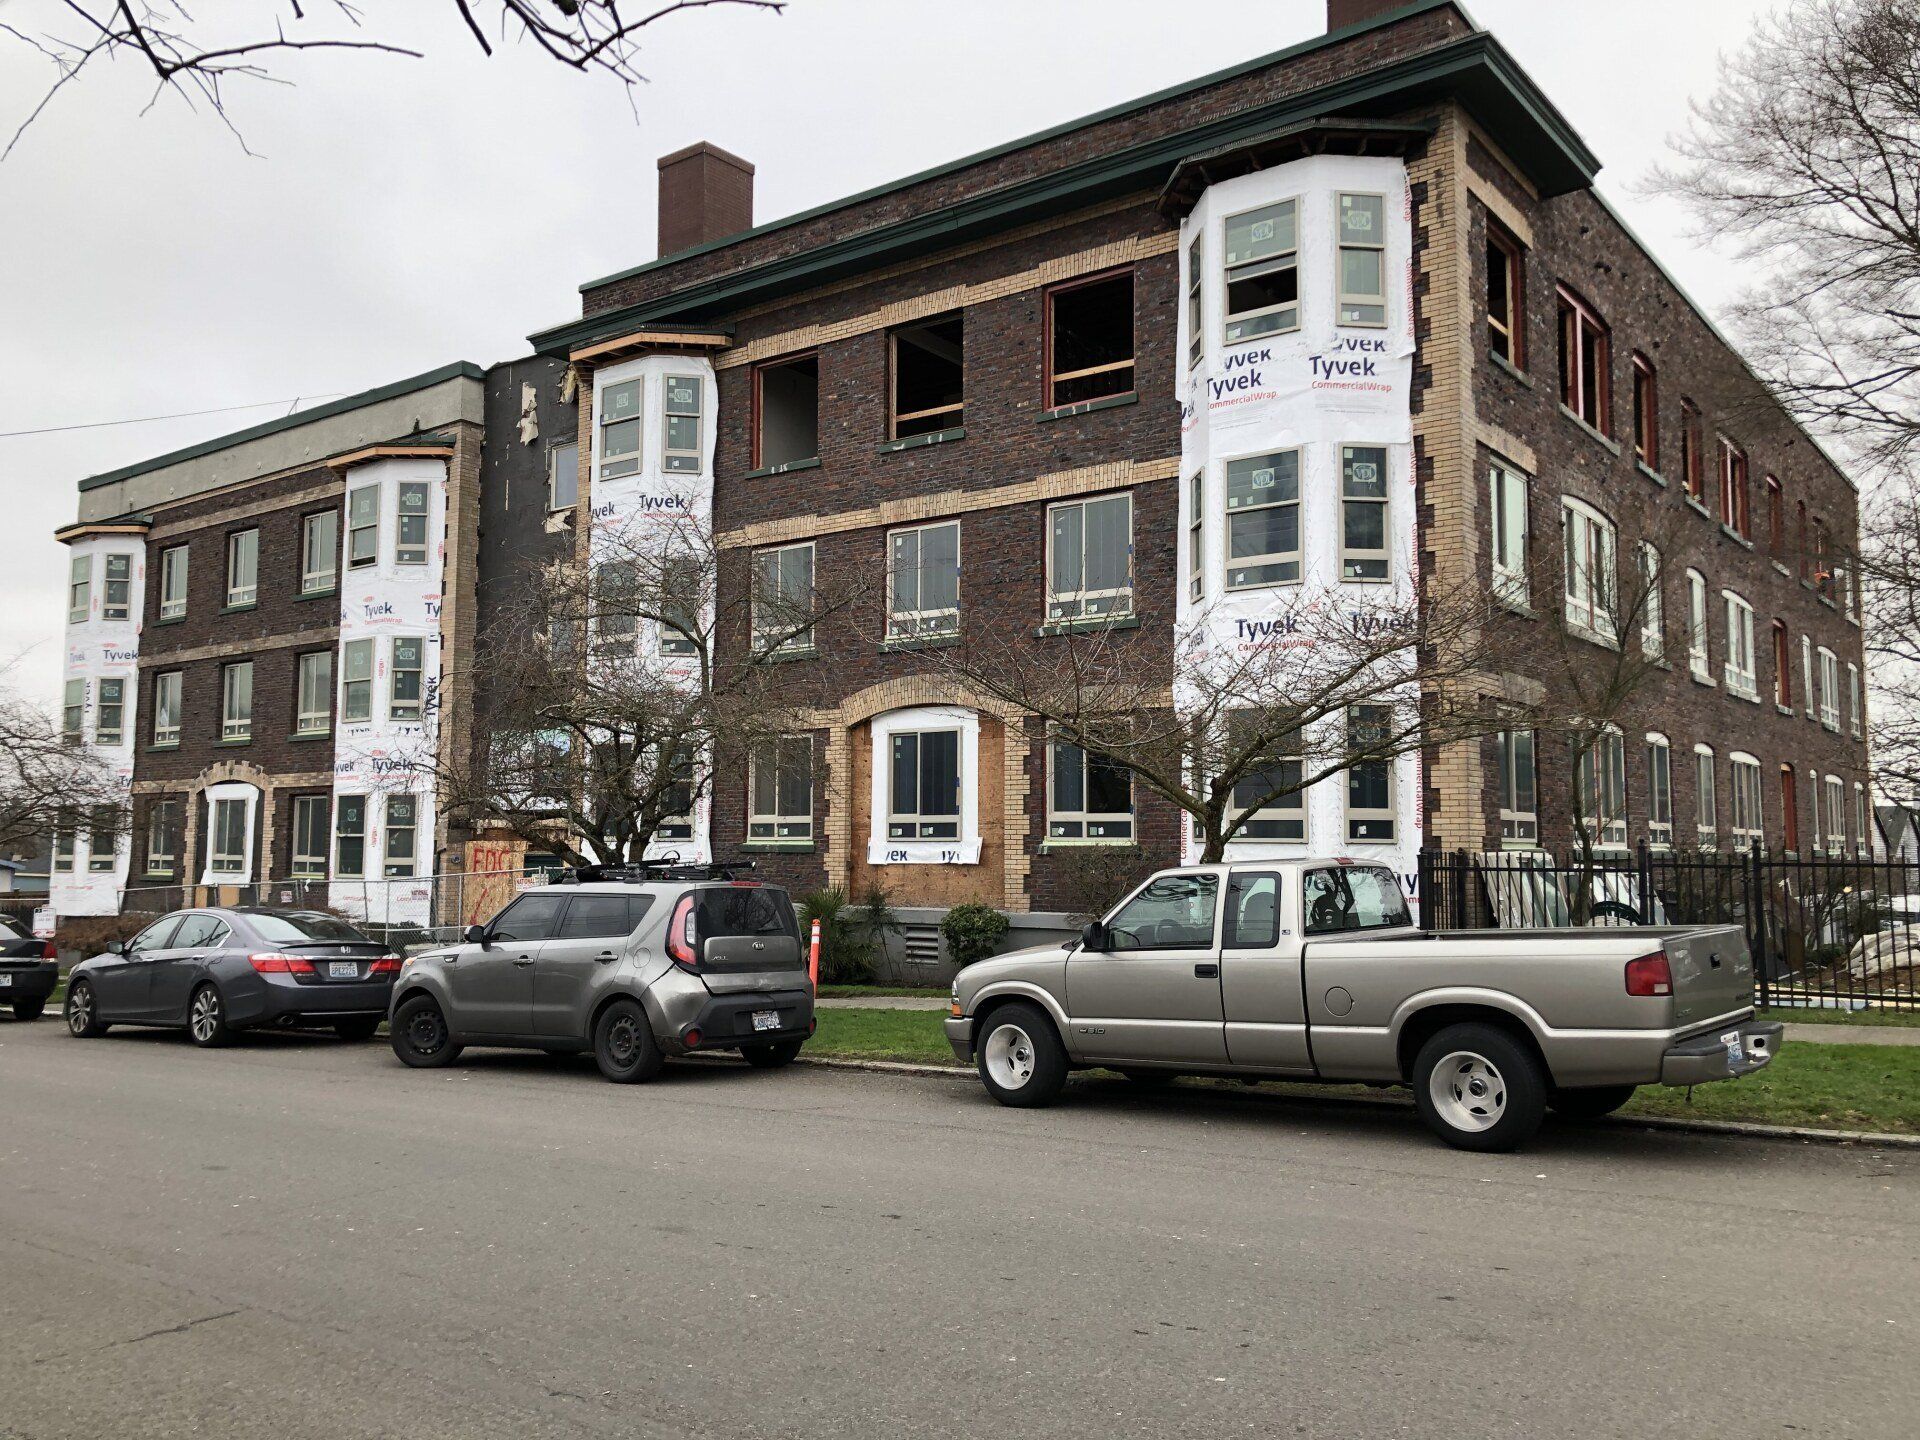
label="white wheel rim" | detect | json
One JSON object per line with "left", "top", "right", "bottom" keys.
{"left": 191, "top": 989, "right": 219, "bottom": 1042}
{"left": 1429, "top": 1050, "right": 1507, "bottom": 1133}
{"left": 984, "top": 1022, "right": 1037, "bottom": 1090}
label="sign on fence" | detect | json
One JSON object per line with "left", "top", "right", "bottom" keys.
{"left": 31, "top": 905, "right": 54, "bottom": 939}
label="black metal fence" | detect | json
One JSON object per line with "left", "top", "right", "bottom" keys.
{"left": 1417, "top": 846, "right": 1920, "bottom": 1012}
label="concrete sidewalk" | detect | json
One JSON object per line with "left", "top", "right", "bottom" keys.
{"left": 816, "top": 995, "right": 947, "bottom": 1010}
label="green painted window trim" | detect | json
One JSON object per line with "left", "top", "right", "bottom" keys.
{"left": 287, "top": 730, "right": 332, "bottom": 742}
{"left": 880, "top": 632, "right": 961, "bottom": 654}
{"left": 150, "top": 614, "right": 187, "bottom": 627}
{"left": 219, "top": 601, "right": 258, "bottom": 616}
{"left": 745, "top": 457, "right": 822, "bottom": 480}
{"left": 740, "top": 840, "right": 817, "bottom": 853}
{"left": 1039, "top": 839, "right": 1142, "bottom": 854}
{"left": 1037, "top": 392, "right": 1139, "bottom": 424}
{"left": 1036, "top": 613, "right": 1141, "bottom": 638}
{"left": 144, "top": 742, "right": 180, "bottom": 753}
{"left": 1637, "top": 461, "right": 1667, "bottom": 488}
{"left": 877, "top": 426, "right": 965, "bottom": 455}
{"left": 295, "top": 586, "right": 339, "bottom": 603}
{"left": 1558, "top": 404, "right": 1621, "bottom": 457}
{"left": 214, "top": 736, "right": 254, "bottom": 747}
{"left": 1488, "top": 351, "right": 1533, "bottom": 389}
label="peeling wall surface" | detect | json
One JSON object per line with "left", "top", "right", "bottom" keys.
{"left": 1176, "top": 154, "right": 1422, "bottom": 896}
{"left": 52, "top": 536, "right": 146, "bottom": 915}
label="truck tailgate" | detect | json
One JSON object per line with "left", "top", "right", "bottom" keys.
{"left": 1664, "top": 925, "right": 1753, "bottom": 1028}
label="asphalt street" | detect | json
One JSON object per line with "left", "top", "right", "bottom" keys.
{"left": 1, "top": 1014, "right": 1916, "bottom": 1439}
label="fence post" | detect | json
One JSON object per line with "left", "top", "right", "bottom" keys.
{"left": 1453, "top": 848, "right": 1469, "bottom": 930}
{"left": 1749, "top": 846, "right": 1770, "bottom": 1008}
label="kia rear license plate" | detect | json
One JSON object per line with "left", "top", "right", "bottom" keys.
{"left": 752, "top": 1010, "right": 780, "bottom": 1032}
{"left": 329, "top": 961, "right": 360, "bottom": 980}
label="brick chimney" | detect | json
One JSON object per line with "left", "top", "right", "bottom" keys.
{"left": 656, "top": 141, "right": 754, "bottom": 257}
{"left": 1328, "top": 0, "right": 1405, "bottom": 29}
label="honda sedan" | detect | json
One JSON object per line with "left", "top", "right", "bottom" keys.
{"left": 64, "top": 908, "right": 400, "bottom": 1047}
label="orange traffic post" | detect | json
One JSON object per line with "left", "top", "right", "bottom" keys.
{"left": 808, "top": 918, "right": 821, "bottom": 989}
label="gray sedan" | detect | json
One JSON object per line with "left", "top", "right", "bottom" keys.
{"left": 64, "top": 908, "right": 401, "bottom": 1047}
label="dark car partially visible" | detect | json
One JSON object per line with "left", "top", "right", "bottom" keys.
{"left": 0, "top": 913, "right": 58, "bottom": 1021}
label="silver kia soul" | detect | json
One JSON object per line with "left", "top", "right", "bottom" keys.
{"left": 387, "top": 863, "right": 814, "bottom": 1082}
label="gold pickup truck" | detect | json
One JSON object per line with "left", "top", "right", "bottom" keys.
{"left": 944, "top": 859, "right": 1780, "bottom": 1151}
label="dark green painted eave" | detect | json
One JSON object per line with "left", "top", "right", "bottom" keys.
{"left": 531, "top": 31, "right": 1598, "bottom": 357}
{"left": 573, "top": 0, "right": 1475, "bottom": 298}
{"left": 77, "top": 361, "right": 487, "bottom": 493}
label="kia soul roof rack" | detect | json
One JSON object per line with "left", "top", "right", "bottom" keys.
{"left": 557, "top": 858, "right": 759, "bottom": 884}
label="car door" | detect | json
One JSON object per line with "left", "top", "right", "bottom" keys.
{"left": 91, "top": 916, "right": 181, "bottom": 1018}
{"left": 1064, "top": 871, "right": 1228, "bottom": 1065}
{"left": 148, "top": 913, "right": 226, "bottom": 1023}
{"left": 451, "top": 892, "right": 566, "bottom": 1037}
{"left": 533, "top": 894, "right": 649, "bottom": 1038}
{"left": 1219, "top": 871, "right": 1313, "bottom": 1074}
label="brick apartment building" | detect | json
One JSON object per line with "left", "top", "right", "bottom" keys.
{"left": 52, "top": 0, "right": 1870, "bottom": 929}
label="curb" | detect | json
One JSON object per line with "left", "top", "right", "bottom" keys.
{"left": 794, "top": 1054, "right": 1920, "bottom": 1149}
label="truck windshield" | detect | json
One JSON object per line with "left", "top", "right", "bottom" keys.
{"left": 1303, "top": 866, "right": 1411, "bottom": 935}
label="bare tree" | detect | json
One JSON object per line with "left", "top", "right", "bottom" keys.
{"left": 2, "top": 0, "right": 783, "bottom": 156}
{"left": 897, "top": 572, "right": 1536, "bottom": 866}
{"left": 1860, "top": 480, "right": 1920, "bottom": 797}
{"left": 429, "top": 518, "right": 863, "bottom": 868}
{"left": 0, "top": 679, "right": 128, "bottom": 857}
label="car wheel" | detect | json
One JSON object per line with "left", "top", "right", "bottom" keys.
{"left": 1548, "top": 1084, "right": 1637, "bottom": 1121}
{"left": 1119, "top": 1068, "right": 1174, "bottom": 1087}
{"left": 389, "top": 994, "right": 462, "bottom": 1069}
{"left": 65, "top": 981, "right": 107, "bottom": 1037}
{"left": 593, "top": 998, "right": 664, "bottom": 1084}
{"left": 741, "top": 1038, "right": 805, "bottom": 1069}
{"left": 13, "top": 998, "right": 46, "bottom": 1022}
{"left": 975, "top": 1002, "right": 1068, "bottom": 1108}
{"left": 1411, "top": 1023, "right": 1546, "bottom": 1153}
{"left": 186, "top": 984, "right": 232, "bottom": 1048}
{"left": 333, "top": 1017, "right": 381, "bottom": 1042}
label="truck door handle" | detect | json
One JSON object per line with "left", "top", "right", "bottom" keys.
{"left": 1194, "top": 963, "right": 1219, "bottom": 979}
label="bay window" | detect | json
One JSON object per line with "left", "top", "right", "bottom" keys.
{"left": 383, "top": 794, "right": 418, "bottom": 878}
{"left": 394, "top": 482, "right": 429, "bottom": 565}
{"left": 1335, "top": 193, "right": 1387, "bottom": 327}
{"left": 1339, "top": 445, "right": 1390, "bottom": 582}
{"left": 599, "top": 378, "right": 642, "bottom": 479}
{"left": 1346, "top": 706, "right": 1396, "bottom": 843}
{"left": 1225, "top": 450, "right": 1301, "bottom": 590}
{"left": 102, "top": 553, "right": 132, "bottom": 621}
{"left": 663, "top": 374, "right": 704, "bottom": 473}
{"left": 1224, "top": 200, "right": 1300, "bottom": 343}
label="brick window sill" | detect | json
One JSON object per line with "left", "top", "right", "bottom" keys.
{"left": 1777, "top": 703, "right": 1796, "bottom": 717}
{"left": 1683, "top": 495, "right": 1714, "bottom": 522}
{"left": 1488, "top": 351, "right": 1532, "bottom": 388}
{"left": 1771, "top": 560, "right": 1792, "bottom": 579}
{"left": 877, "top": 425, "right": 965, "bottom": 455}
{"left": 1557, "top": 404, "right": 1621, "bottom": 457}
{"left": 1636, "top": 461, "right": 1667, "bottom": 488}
{"left": 745, "top": 457, "right": 822, "bottom": 481}
{"left": 1689, "top": 667, "right": 1717, "bottom": 688}
{"left": 1037, "top": 392, "right": 1139, "bottom": 423}
{"left": 1720, "top": 525, "right": 1755, "bottom": 551}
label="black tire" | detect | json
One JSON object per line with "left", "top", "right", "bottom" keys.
{"left": 13, "top": 998, "right": 45, "bottom": 1022}
{"left": 186, "top": 983, "right": 233, "bottom": 1048}
{"left": 65, "top": 980, "right": 107, "bottom": 1037}
{"left": 974, "top": 1001, "right": 1068, "bottom": 1108}
{"left": 592, "top": 998, "right": 664, "bottom": 1084}
{"left": 741, "top": 1038, "right": 804, "bottom": 1069}
{"left": 1548, "top": 1084, "right": 1638, "bottom": 1121}
{"left": 389, "top": 994, "right": 462, "bottom": 1068}
{"left": 1119, "top": 1068, "right": 1174, "bottom": 1087}
{"left": 333, "top": 1017, "right": 381, "bottom": 1043}
{"left": 1411, "top": 1022, "right": 1547, "bottom": 1153}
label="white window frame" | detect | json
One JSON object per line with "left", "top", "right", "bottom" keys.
{"left": 383, "top": 793, "right": 419, "bottom": 878}
{"left": 62, "top": 679, "right": 83, "bottom": 742}
{"left": 1335, "top": 192, "right": 1388, "bottom": 328}
{"left": 95, "top": 677, "right": 124, "bottom": 747}
{"left": 548, "top": 440, "right": 580, "bottom": 512}
{"left": 1577, "top": 725, "right": 1628, "bottom": 850}
{"left": 1046, "top": 738, "right": 1136, "bottom": 842}
{"left": 1823, "top": 774, "right": 1846, "bottom": 854}
{"left": 1345, "top": 705, "right": 1397, "bottom": 845}
{"left": 102, "top": 553, "right": 133, "bottom": 621}
{"left": 87, "top": 806, "right": 116, "bottom": 871}
{"left": 290, "top": 795, "right": 329, "bottom": 880}
{"left": 662, "top": 374, "right": 704, "bottom": 474}
{"left": 146, "top": 799, "right": 178, "bottom": 878}
{"left": 1801, "top": 634, "right": 1816, "bottom": 718}
{"left": 1339, "top": 444, "right": 1391, "bottom": 583}
{"left": 886, "top": 520, "right": 961, "bottom": 640}
{"left": 1847, "top": 662, "right": 1862, "bottom": 738}
{"left": 599, "top": 377, "right": 642, "bottom": 480}
{"left": 1223, "top": 198, "right": 1300, "bottom": 344}
{"left": 53, "top": 828, "right": 75, "bottom": 872}
{"left": 1497, "top": 729, "right": 1537, "bottom": 844}
{"left": 1187, "top": 472, "right": 1204, "bottom": 603}
{"left": 1729, "top": 753, "right": 1764, "bottom": 850}
{"left": 752, "top": 541, "right": 817, "bottom": 654}
{"left": 208, "top": 797, "right": 248, "bottom": 875}
{"left": 159, "top": 544, "right": 188, "bottom": 620}
{"left": 301, "top": 510, "right": 338, "bottom": 595}
{"left": 1489, "top": 463, "right": 1529, "bottom": 609}
{"left": 1818, "top": 646, "right": 1840, "bottom": 730}
{"left": 347, "top": 486, "right": 379, "bottom": 569}
{"left": 341, "top": 638, "right": 374, "bottom": 724}
{"left": 225, "top": 529, "right": 258, "bottom": 608}
{"left": 1223, "top": 449, "right": 1301, "bottom": 591}
{"left": 1646, "top": 733, "right": 1673, "bottom": 849}
{"left": 67, "top": 554, "right": 91, "bottom": 623}
{"left": 1686, "top": 568, "right": 1712, "bottom": 681}
{"left": 1695, "top": 744, "right": 1718, "bottom": 850}
{"left": 1856, "top": 782, "right": 1870, "bottom": 855}
{"left": 1185, "top": 232, "right": 1204, "bottom": 367}
{"left": 220, "top": 661, "right": 252, "bottom": 740}
{"left": 389, "top": 636, "right": 425, "bottom": 722}
{"left": 393, "top": 482, "right": 429, "bottom": 567}
{"left": 1562, "top": 497, "right": 1617, "bottom": 642}
{"left": 152, "top": 671, "right": 181, "bottom": 746}
{"left": 886, "top": 728, "right": 964, "bottom": 841}
{"left": 1045, "top": 492, "right": 1134, "bottom": 622}
{"left": 1638, "top": 543, "right": 1663, "bottom": 659}
{"left": 296, "top": 651, "right": 332, "bottom": 736}
{"left": 1721, "top": 590, "right": 1757, "bottom": 699}
{"left": 748, "top": 736, "right": 814, "bottom": 842}
{"left": 335, "top": 795, "right": 367, "bottom": 878}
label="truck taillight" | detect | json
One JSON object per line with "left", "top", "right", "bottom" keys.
{"left": 666, "top": 895, "right": 698, "bottom": 968}
{"left": 1624, "top": 953, "right": 1673, "bottom": 997}
{"left": 248, "top": 953, "right": 316, "bottom": 975}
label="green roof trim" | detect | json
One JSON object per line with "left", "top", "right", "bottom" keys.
{"left": 532, "top": 29, "right": 1597, "bottom": 357}
{"left": 576, "top": 0, "right": 1476, "bottom": 297}
{"left": 77, "top": 361, "right": 486, "bottom": 493}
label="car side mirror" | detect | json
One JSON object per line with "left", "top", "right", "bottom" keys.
{"left": 464, "top": 923, "right": 490, "bottom": 947}
{"left": 1079, "top": 920, "right": 1108, "bottom": 953}
{"left": 115, "top": 939, "right": 132, "bottom": 956}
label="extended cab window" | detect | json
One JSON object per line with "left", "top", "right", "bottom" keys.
{"left": 1107, "top": 874, "right": 1219, "bottom": 952}
{"left": 1302, "top": 866, "right": 1411, "bottom": 936}
{"left": 1224, "top": 872, "right": 1280, "bottom": 948}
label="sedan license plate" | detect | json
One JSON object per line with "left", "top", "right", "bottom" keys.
{"left": 0, "top": 974, "right": 10, "bottom": 987}
{"left": 328, "top": 961, "right": 360, "bottom": 980}
{"left": 751, "top": 1009, "right": 780, "bottom": 1033}
{"left": 1723, "top": 1031, "right": 1744, "bottom": 1069}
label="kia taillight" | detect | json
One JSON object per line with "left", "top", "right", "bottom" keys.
{"left": 249, "top": 953, "right": 315, "bottom": 975}
{"left": 666, "top": 895, "right": 698, "bottom": 968}
{"left": 369, "top": 955, "right": 401, "bottom": 976}
{"left": 1625, "top": 952, "right": 1673, "bottom": 997}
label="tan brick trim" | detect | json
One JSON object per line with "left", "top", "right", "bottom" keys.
{"left": 1466, "top": 170, "right": 1534, "bottom": 250}
{"left": 1002, "top": 724, "right": 1031, "bottom": 910}
{"left": 714, "top": 232, "right": 1180, "bottom": 372}
{"left": 146, "top": 479, "right": 342, "bottom": 542}
{"left": 717, "top": 455, "right": 1179, "bottom": 549}
{"left": 1472, "top": 419, "right": 1538, "bottom": 475}
{"left": 138, "top": 627, "right": 337, "bottom": 668}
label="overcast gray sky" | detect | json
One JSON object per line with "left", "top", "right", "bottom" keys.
{"left": 0, "top": 0, "right": 1773, "bottom": 705}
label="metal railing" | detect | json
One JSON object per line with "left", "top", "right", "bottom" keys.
{"left": 1417, "top": 846, "right": 1919, "bottom": 1011}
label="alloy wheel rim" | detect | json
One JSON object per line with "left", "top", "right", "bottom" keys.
{"left": 984, "top": 1023, "right": 1036, "bottom": 1090}
{"left": 1429, "top": 1050, "right": 1507, "bottom": 1133}
{"left": 191, "top": 989, "right": 219, "bottom": 1042}
{"left": 67, "top": 985, "right": 91, "bottom": 1033}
